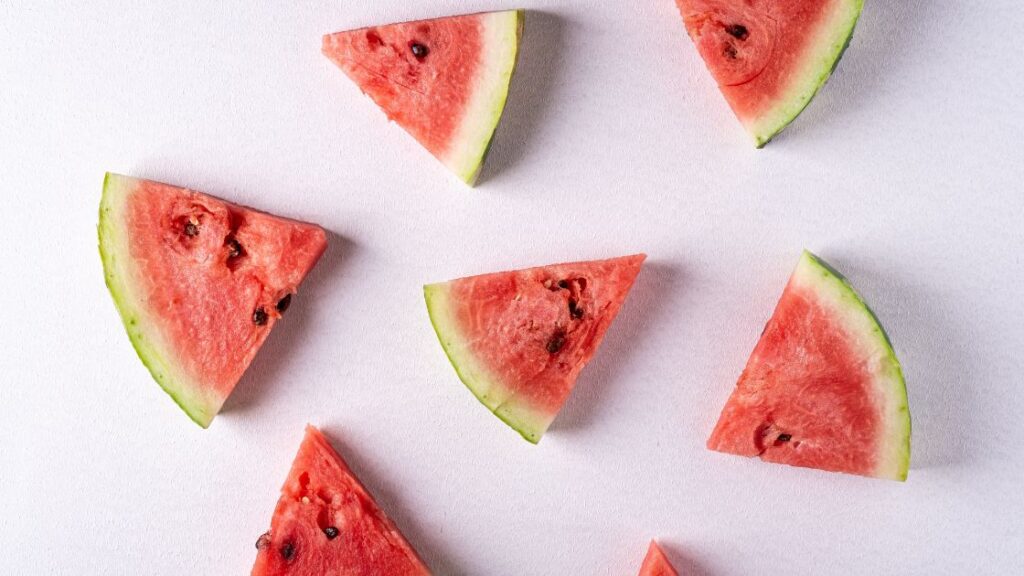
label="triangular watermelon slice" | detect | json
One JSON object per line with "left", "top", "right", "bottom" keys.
{"left": 98, "top": 174, "right": 327, "bottom": 427}
{"left": 323, "top": 10, "right": 524, "bottom": 185}
{"left": 424, "top": 255, "right": 646, "bottom": 443}
{"left": 252, "top": 426, "right": 430, "bottom": 576}
{"left": 638, "top": 541, "right": 679, "bottom": 576}
{"left": 708, "top": 251, "right": 911, "bottom": 480}
{"left": 675, "top": 0, "right": 864, "bottom": 146}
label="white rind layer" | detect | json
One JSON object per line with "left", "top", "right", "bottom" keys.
{"left": 441, "top": 10, "right": 524, "bottom": 185}
{"left": 98, "top": 173, "right": 219, "bottom": 427}
{"left": 792, "top": 251, "right": 911, "bottom": 480}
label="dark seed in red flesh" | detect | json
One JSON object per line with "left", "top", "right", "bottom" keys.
{"left": 725, "top": 24, "right": 749, "bottom": 40}
{"left": 225, "top": 236, "right": 243, "bottom": 259}
{"left": 276, "top": 294, "right": 292, "bottom": 313}
{"left": 184, "top": 222, "right": 199, "bottom": 237}
{"left": 546, "top": 330, "right": 567, "bottom": 354}
{"left": 557, "top": 280, "right": 569, "bottom": 289}
{"left": 253, "top": 307, "right": 269, "bottom": 326}
{"left": 323, "top": 526, "right": 339, "bottom": 540}
{"left": 410, "top": 42, "right": 429, "bottom": 59}
{"left": 280, "top": 542, "right": 295, "bottom": 561}
{"left": 777, "top": 433, "right": 792, "bottom": 443}
{"left": 255, "top": 531, "right": 271, "bottom": 550}
{"left": 568, "top": 299, "right": 584, "bottom": 319}
{"left": 723, "top": 43, "right": 738, "bottom": 59}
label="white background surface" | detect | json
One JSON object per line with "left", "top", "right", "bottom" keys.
{"left": 2, "top": 1, "right": 1022, "bottom": 574}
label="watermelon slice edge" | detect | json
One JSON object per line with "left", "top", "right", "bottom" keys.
{"left": 99, "top": 173, "right": 327, "bottom": 427}
{"left": 708, "top": 250, "right": 911, "bottom": 480}
{"left": 323, "top": 9, "right": 524, "bottom": 185}
{"left": 425, "top": 255, "right": 646, "bottom": 443}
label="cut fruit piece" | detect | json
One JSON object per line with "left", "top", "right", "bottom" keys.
{"left": 323, "top": 10, "right": 524, "bottom": 185}
{"left": 638, "top": 541, "right": 679, "bottom": 576}
{"left": 98, "top": 173, "right": 327, "bottom": 427}
{"left": 251, "top": 426, "right": 430, "bottom": 576}
{"left": 425, "top": 254, "right": 646, "bottom": 443}
{"left": 674, "top": 0, "right": 864, "bottom": 146}
{"left": 708, "top": 251, "right": 911, "bottom": 480}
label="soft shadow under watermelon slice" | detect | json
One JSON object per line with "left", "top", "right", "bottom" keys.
{"left": 251, "top": 426, "right": 430, "bottom": 576}
{"left": 323, "top": 10, "right": 524, "bottom": 185}
{"left": 98, "top": 173, "right": 327, "bottom": 427}
{"left": 638, "top": 541, "right": 679, "bottom": 576}
{"left": 675, "top": 0, "right": 864, "bottom": 146}
{"left": 425, "top": 254, "right": 646, "bottom": 443}
{"left": 708, "top": 251, "right": 911, "bottom": 480}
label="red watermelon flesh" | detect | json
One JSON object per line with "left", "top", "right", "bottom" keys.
{"left": 323, "top": 10, "right": 523, "bottom": 185}
{"left": 425, "top": 255, "right": 646, "bottom": 443}
{"left": 708, "top": 251, "right": 911, "bottom": 480}
{"left": 252, "top": 426, "right": 430, "bottom": 576}
{"left": 675, "top": 0, "right": 864, "bottom": 146}
{"left": 638, "top": 541, "right": 679, "bottom": 576}
{"left": 98, "top": 174, "right": 327, "bottom": 427}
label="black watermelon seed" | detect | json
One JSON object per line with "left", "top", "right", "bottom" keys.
{"left": 725, "top": 24, "right": 749, "bottom": 40}
{"left": 546, "top": 330, "right": 567, "bottom": 354}
{"left": 410, "top": 42, "right": 429, "bottom": 59}
{"left": 723, "top": 43, "right": 739, "bottom": 59}
{"left": 280, "top": 542, "right": 295, "bottom": 561}
{"left": 184, "top": 222, "right": 199, "bottom": 237}
{"left": 557, "top": 280, "right": 569, "bottom": 289}
{"left": 255, "top": 531, "right": 271, "bottom": 550}
{"left": 777, "top": 434, "right": 792, "bottom": 443}
{"left": 569, "top": 299, "right": 584, "bottom": 319}
{"left": 225, "top": 236, "right": 243, "bottom": 259}
{"left": 323, "top": 526, "right": 340, "bottom": 540}
{"left": 253, "top": 307, "right": 269, "bottom": 326}
{"left": 276, "top": 294, "right": 293, "bottom": 313}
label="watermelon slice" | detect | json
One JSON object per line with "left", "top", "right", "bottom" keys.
{"left": 674, "top": 0, "right": 864, "bottom": 146}
{"left": 638, "top": 541, "right": 679, "bottom": 576}
{"left": 98, "top": 174, "right": 327, "bottom": 427}
{"left": 708, "top": 251, "right": 911, "bottom": 480}
{"left": 323, "top": 10, "right": 524, "bottom": 185}
{"left": 252, "top": 425, "right": 430, "bottom": 576}
{"left": 424, "top": 255, "right": 646, "bottom": 443}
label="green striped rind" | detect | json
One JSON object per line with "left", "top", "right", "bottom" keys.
{"left": 746, "top": 0, "right": 864, "bottom": 147}
{"left": 424, "top": 282, "right": 553, "bottom": 443}
{"left": 98, "top": 173, "right": 219, "bottom": 428}
{"left": 793, "top": 251, "right": 911, "bottom": 480}
{"left": 444, "top": 9, "right": 525, "bottom": 185}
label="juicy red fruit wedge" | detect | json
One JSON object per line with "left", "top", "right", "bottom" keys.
{"left": 252, "top": 426, "right": 430, "bottom": 576}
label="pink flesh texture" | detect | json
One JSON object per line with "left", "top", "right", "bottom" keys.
{"left": 126, "top": 179, "right": 326, "bottom": 410}
{"left": 322, "top": 13, "right": 485, "bottom": 159}
{"left": 677, "top": 0, "right": 838, "bottom": 120}
{"left": 252, "top": 426, "right": 430, "bottom": 576}
{"left": 449, "top": 254, "right": 646, "bottom": 417}
{"left": 707, "top": 275, "right": 882, "bottom": 476}
{"left": 638, "top": 541, "right": 679, "bottom": 576}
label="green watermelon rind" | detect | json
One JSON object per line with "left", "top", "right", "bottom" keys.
{"left": 747, "top": 0, "right": 865, "bottom": 147}
{"left": 423, "top": 282, "right": 551, "bottom": 444}
{"left": 445, "top": 9, "right": 525, "bottom": 185}
{"left": 98, "top": 173, "right": 218, "bottom": 428}
{"left": 796, "top": 250, "right": 911, "bottom": 481}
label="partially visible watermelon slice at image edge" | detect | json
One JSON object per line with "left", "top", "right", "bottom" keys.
{"left": 675, "top": 0, "right": 865, "bottom": 146}
{"left": 323, "top": 10, "right": 524, "bottom": 185}
{"left": 251, "top": 425, "right": 430, "bottom": 576}
{"left": 708, "top": 251, "right": 911, "bottom": 480}
{"left": 638, "top": 541, "right": 679, "bottom": 576}
{"left": 98, "top": 173, "right": 327, "bottom": 427}
{"left": 425, "top": 254, "right": 646, "bottom": 444}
